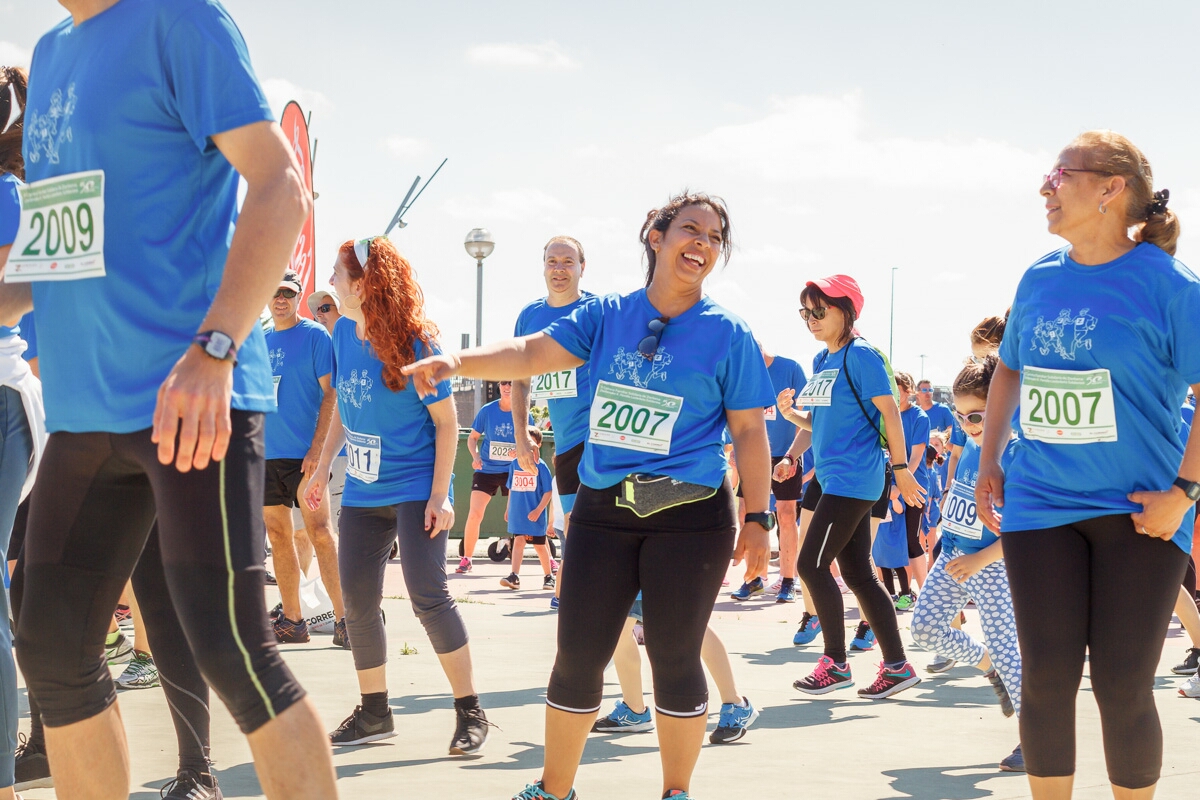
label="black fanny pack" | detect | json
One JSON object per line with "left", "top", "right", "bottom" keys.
{"left": 614, "top": 474, "right": 718, "bottom": 518}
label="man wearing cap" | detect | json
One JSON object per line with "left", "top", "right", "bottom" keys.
{"left": 264, "top": 272, "right": 346, "bottom": 645}
{"left": 307, "top": 289, "right": 342, "bottom": 335}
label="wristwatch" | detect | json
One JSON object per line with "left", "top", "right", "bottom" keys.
{"left": 744, "top": 512, "right": 777, "bottom": 532}
{"left": 892, "top": 462, "right": 909, "bottom": 471}
{"left": 1174, "top": 477, "right": 1200, "bottom": 503}
{"left": 193, "top": 330, "right": 238, "bottom": 365}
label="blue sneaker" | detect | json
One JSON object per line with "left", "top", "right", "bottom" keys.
{"left": 775, "top": 579, "right": 797, "bottom": 604}
{"left": 513, "top": 781, "right": 577, "bottom": 800}
{"left": 999, "top": 743, "right": 1025, "bottom": 772}
{"left": 591, "top": 700, "right": 654, "bottom": 733}
{"left": 709, "top": 696, "right": 758, "bottom": 743}
{"left": 549, "top": 596, "right": 559, "bottom": 611}
{"left": 663, "top": 792, "right": 694, "bottom": 799}
{"left": 792, "top": 612, "right": 821, "bottom": 645}
{"left": 730, "top": 577, "right": 765, "bottom": 601}
{"left": 849, "top": 621, "right": 876, "bottom": 652}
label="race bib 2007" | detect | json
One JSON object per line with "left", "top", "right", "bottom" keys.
{"left": 796, "top": 369, "right": 838, "bottom": 407}
{"left": 488, "top": 441, "right": 517, "bottom": 462}
{"left": 511, "top": 471, "right": 538, "bottom": 492}
{"left": 344, "top": 428, "right": 381, "bottom": 484}
{"left": 589, "top": 380, "right": 682, "bottom": 455}
{"left": 942, "top": 482, "right": 984, "bottom": 540}
{"left": 7, "top": 170, "right": 106, "bottom": 282}
{"left": 530, "top": 369, "right": 577, "bottom": 400}
{"left": 1020, "top": 366, "right": 1117, "bottom": 444}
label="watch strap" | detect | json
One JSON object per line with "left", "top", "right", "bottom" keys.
{"left": 892, "top": 462, "right": 909, "bottom": 470}
{"left": 1174, "top": 477, "right": 1200, "bottom": 502}
{"left": 744, "top": 512, "right": 777, "bottom": 531}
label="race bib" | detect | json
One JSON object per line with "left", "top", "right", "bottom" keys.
{"left": 796, "top": 369, "right": 838, "bottom": 407}
{"left": 941, "top": 481, "right": 984, "bottom": 540}
{"left": 763, "top": 406, "right": 777, "bottom": 421}
{"left": 1020, "top": 366, "right": 1117, "bottom": 444}
{"left": 488, "top": 441, "right": 517, "bottom": 462}
{"left": 530, "top": 369, "right": 577, "bottom": 400}
{"left": 7, "top": 170, "right": 106, "bottom": 282}
{"left": 589, "top": 380, "right": 682, "bottom": 455}
{"left": 272, "top": 375, "right": 281, "bottom": 403}
{"left": 344, "top": 428, "right": 381, "bottom": 484}
{"left": 511, "top": 471, "right": 539, "bottom": 492}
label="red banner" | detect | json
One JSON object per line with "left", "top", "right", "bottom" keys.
{"left": 281, "top": 101, "right": 316, "bottom": 317}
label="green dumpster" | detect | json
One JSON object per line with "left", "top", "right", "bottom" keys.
{"left": 450, "top": 429, "right": 556, "bottom": 545}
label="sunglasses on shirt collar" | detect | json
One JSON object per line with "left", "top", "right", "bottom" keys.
{"left": 638, "top": 316, "right": 669, "bottom": 359}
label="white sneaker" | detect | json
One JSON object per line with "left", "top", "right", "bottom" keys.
{"left": 115, "top": 652, "right": 160, "bottom": 689}
{"left": 1179, "top": 671, "right": 1200, "bottom": 699}
{"left": 834, "top": 577, "right": 850, "bottom": 594}
{"left": 767, "top": 578, "right": 783, "bottom": 594}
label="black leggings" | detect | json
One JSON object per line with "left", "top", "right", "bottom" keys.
{"left": 1004, "top": 515, "right": 1189, "bottom": 789}
{"left": 796, "top": 492, "right": 907, "bottom": 664}
{"left": 549, "top": 481, "right": 735, "bottom": 717}
{"left": 904, "top": 502, "right": 925, "bottom": 559}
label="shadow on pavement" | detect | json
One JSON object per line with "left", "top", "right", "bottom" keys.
{"left": 879, "top": 762, "right": 1021, "bottom": 799}
{"left": 131, "top": 760, "right": 263, "bottom": 799}
{"left": 463, "top": 735, "right": 660, "bottom": 772}
{"left": 735, "top": 645, "right": 822, "bottom": 667}
{"left": 391, "top": 686, "right": 549, "bottom": 715}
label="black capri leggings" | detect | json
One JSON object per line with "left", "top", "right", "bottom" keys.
{"left": 548, "top": 480, "right": 735, "bottom": 717}
{"left": 1004, "top": 515, "right": 1189, "bottom": 789}
{"left": 903, "top": 501, "right": 925, "bottom": 559}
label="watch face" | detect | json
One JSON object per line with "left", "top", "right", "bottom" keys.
{"left": 206, "top": 332, "right": 234, "bottom": 359}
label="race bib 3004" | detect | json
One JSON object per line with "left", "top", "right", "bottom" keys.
{"left": 796, "top": 369, "right": 837, "bottom": 407}
{"left": 7, "top": 170, "right": 106, "bottom": 282}
{"left": 511, "top": 471, "right": 539, "bottom": 492}
{"left": 589, "top": 380, "right": 682, "bottom": 455}
{"left": 1020, "top": 366, "right": 1117, "bottom": 444}
{"left": 530, "top": 369, "right": 577, "bottom": 400}
{"left": 344, "top": 427, "right": 381, "bottom": 484}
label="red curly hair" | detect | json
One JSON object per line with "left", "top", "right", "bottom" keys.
{"left": 339, "top": 238, "right": 439, "bottom": 392}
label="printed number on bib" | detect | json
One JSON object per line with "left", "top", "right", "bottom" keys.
{"left": 531, "top": 369, "right": 577, "bottom": 400}
{"left": 272, "top": 375, "right": 281, "bottom": 403}
{"left": 511, "top": 471, "right": 538, "bottom": 492}
{"left": 344, "top": 428, "right": 381, "bottom": 484}
{"left": 7, "top": 170, "right": 106, "bottom": 282}
{"left": 1020, "top": 366, "right": 1117, "bottom": 444}
{"left": 489, "top": 441, "right": 517, "bottom": 462}
{"left": 589, "top": 380, "right": 682, "bottom": 455}
{"left": 942, "top": 482, "right": 984, "bottom": 540}
{"left": 796, "top": 369, "right": 837, "bottom": 407}
{"left": 763, "top": 406, "right": 777, "bottom": 421}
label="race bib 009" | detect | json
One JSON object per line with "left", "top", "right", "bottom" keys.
{"left": 1020, "top": 366, "right": 1117, "bottom": 444}
{"left": 344, "top": 428, "right": 381, "bottom": 484}
{"left": 7, "top": 170, "right": 106, "bottom": 282}
{"left": 941, "top": 482, "right": 984, "bottom": 540}
{"left": 589, "top": 380, "right": 682, "bottom": 455}
{"left": 796, "top": 369, "right": 837, "bottom": 407}
{"left": 488, "top": 441, "right": 517, "bottom": 462}
{"left": 530, "top": 369, "right": 577, "bottom": 400}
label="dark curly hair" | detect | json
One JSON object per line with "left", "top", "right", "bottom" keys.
{"left": 953, "top": 353, "right": 998, "bottom": 402}
{"left": 0, "top": 66, "right": 28, "bottom": 180}
{"left": 639, "top": 191, "right": 732, "bottom": 287}
{"left": 339, "top": 237, "right": 439, "bottom": 392}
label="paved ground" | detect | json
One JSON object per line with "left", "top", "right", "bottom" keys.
{"left": 19, "top": 549, "right": 1200, "bottom": 799}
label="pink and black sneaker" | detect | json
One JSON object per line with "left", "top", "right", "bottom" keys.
{"left": 857, "top": 661, "right": 922, "bottom": 699}
{"left": 793, "top": 655, "right": 854, "bottom": 695}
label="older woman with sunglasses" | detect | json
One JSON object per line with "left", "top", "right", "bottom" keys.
{"left": 404, "top": 192, "right": 775, "bottom": 800}
{"left": 977, "top": 131, "right": 1200, "bottom": 799}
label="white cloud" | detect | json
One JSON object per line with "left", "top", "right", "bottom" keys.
{"left": 574, "top": 143, "right": 616, "bottom": 160}
{"left": 442, "top": 189, "right": 563, "bottom": 223}
{"left": 261, "top": 78, "right": 329, "bottom": 119}
{"left": 382, "top": 136, "right": 430, "bottom": 159}
{"left": 466, "top": 41, "right": 579, "bottom": 70}
{"left": 936, "top": 271, "right": 967, "bottom": 282}
{"left": 0, "top": 41, "right": 31, "bottom": 67}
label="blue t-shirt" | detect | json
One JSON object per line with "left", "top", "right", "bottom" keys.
{"left": 898, "top": 406, "right": 931, "bottom": 491}
{"left": 871, "top": 509, "right": 909, "bottom": 569}
{"left": 765, "top": 355, "right": 808, "bottom": 457}
{"left": 808, "top": 340, "right": 895, "bottom": 501}
{"left": 999, "top": 244, "right": 1200, "bottom": 553}
{"left": 472, "top": 400, "right": 532, "bottom": 475}
{"left": 265, "top": 318, "right": 332, "bottom": 460}
{"left": 506, "top": 459, "right": 553, "bottom": 536}
{"left": 332, "top": 317, "right": 451, "bottom": 507}
{"left": 923, "top": 402, "right": 957, "bottom": 435}
{"left": 23, "top": 0, "right": 275, "bottom": 433}
{"left": 545, "top": 289, "right": 775, "bottom": 490}
{"left": 514, "top": 292, "right": 596, "bottom": 452}
{"left": 950, "top": 424, "right": 966, "bottom": 448}
{"left": 940, "top": 438, "right": 1017, "bottom": 555}
{"left": 0, "top": 173, "right": 21, "bottom": 340}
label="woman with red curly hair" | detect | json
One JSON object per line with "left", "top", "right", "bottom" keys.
{"left": 304, "top": 236, "right": 491, "bottom": 755}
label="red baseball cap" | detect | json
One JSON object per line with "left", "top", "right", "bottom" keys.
{"left": 805, "top": 274, "right": 864, "bottom": 317}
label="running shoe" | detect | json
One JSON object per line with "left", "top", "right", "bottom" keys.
{"left": 449, "top": 704, "right": 492, "bottom": 755}
{"left": 501, "top": 573, "right": 521, "bottom": 590}
{"left": 268, "top": 602, "right": 283, "bottom": 622}
{"left": 106, "top": 630, "right": 134, "bottom": 664}
{"left": 632, "top": 623, "right": 645, "bottom": 645}
{"left": 834, "top": 577, "right": 850, "bottom": 594}
{"left": 1172, "top": 647, "right": 1200, "bottom": 675}
{"left": 329, "top": 705, "right": 396, "bottom": 746}
{"left": 332, "top": 618, "right": 351, "bottom": 650}
{"left": 792, "top": 613, "right": 821, "bottom": 646}
{"left": 663, "top": 792, "right": 694, "bottom": 799}
{"left": 455, "top": 557, "right": 473, "bottom": 574}
{"left": 730, "top": 577, "right": 765, "bottom": 601}
{"left": 591, "top": 700, "right": 654, "bottom": 733}
{"left": 550, "top": 559, "right": 559, "bottom": 575}
{"left": 1178, "top": 670, "right": 1200, "bottom": 698}
{"left": 894, "top": 592, "right": 917, "bottom": 611}
{"left": 389, "top": 539, "right": 399, "bottom": 560}
{"left": 273, "top": 615, "right": 310, "bottom": 643}
{"left": 160, "top": 768, "right": 222, "bottom": 799}
{"left": 775, "top": 579, "right": 797, "bottom": 604}
{"left": 721, "top": 576, "right": 730, "bottom": 587}
{"left": 115, "top": 651, "right": 160, "bottom": 689}
{"left": 926, "top": 655, "right": 957, "bottom": 673}
{"left": 512, "top": 781, "right": 577, "bottom": 800}
{"left": 264, "top": 569, "right": 277, "bottom": 586}
{"left": 709, "top": 696, "right": 758, "bottom": 744}
{"left": 13, "top": 734, "right": 52, "bottom": 791}
{"left": 857, "top": 662, "right": 922, "bottom": 699}
{"left": 849, "top": 621, "right": 876, "bottom": 652}
{"left": 114, "top": 604, "right": 132, "bottom": 626}
{"left": 549, "top": 596, "right": 559, "bottom": 611}
{"left": 767, "top": 577, "right": 784, "bottom": 594}
{"left": 999, "top": 743, "right": 1025, "bottom": 772}
{"left": 986, "top": 669, "right": 1015, "bottom": 717}
{"left": 794, "top": 655, "right": 854, "bottom": 694}
{"left": 543, "top": 574, "right": 556, "bottom": 590}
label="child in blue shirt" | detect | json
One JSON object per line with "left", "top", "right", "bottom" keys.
{"left": 501, "top": 427, "right": 556, "bottom": 591}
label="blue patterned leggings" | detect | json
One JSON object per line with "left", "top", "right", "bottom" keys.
{"left": 911, "top": 546, "right": 1022, "bottom": 716}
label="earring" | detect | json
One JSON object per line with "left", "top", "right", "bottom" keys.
{"left": 1098, "top": 204, "right": 1107, "bottom": 215}
{"left": 343, "top": 294, "right": 361, "bottom": 310}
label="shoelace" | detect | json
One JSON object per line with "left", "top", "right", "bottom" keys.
{"left": 454, "top": 706, "right": 498, "bottom": 743}
{"left": 854, "top": 622, "right": 870, "bottom": 638}
{"left": 160, "top": 769, "right": 215, "bottom": 799}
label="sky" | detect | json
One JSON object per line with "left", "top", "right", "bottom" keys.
{"left": 6, "top": 0, "right": 1200, "bottom": 386}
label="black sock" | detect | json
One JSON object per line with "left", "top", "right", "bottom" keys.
{"left": 454, "top": 694, "right": 481, "bottom": 711}
{"left": 881, "top": 569, "right": 896, "bottom": 595}
{"left": 361, "top": 691, "right": 389, "bottom": 717}
{"left": 780, "top": 577, "right": 794, "bottom": 588}
{"left": 179, "top": 754, "right": 213, "bottom": 781}
{"left": 897, "top": 567, "right": 911, "bottom": 596}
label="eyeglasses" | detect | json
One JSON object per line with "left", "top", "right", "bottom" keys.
{"left": 954, "top": 409, "right": 987, "bottom": 426}
{"left": 799, "top": 306, "right": 828, "bottom": 322}
{"left": 1043, "top": 168, "right": 1112, "bottom": 190}
{"left": 499, "top": 381, "right": 512, "bottom": 387}
{"left": 638, "top": 316, "right": 669, "bottom": 359}
{"left": 316, "top": 304, "right": 334, "bottom": 314}
{"left": 274, "top": 288, "right": 298, "bottom": 300}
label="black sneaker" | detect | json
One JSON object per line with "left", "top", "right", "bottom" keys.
{"left": 329, "top": 705, "right": 396, "bottom": 746}
{"left": 1172, "top": 647, "right": 1200, "bottom": 675}
{"left": 985, "top": 669, "right": 1015, "bottom": 717}
{"left": 500, "top": 573, "right": 520, "bottom": 590}
{"left": 160, "top": 768, "right": 222, "bottom": 799}
{"left": 269, "top": 602, "right": 283, "bottom": 623}
{"left": 449, "top": 704, "right": 492, "bottom": 755}
{"left": 542, "top": 574, "right": 556, "bottom": 590}
{"left": 332, "top": 618, "right": 351, "bottom": 649}
{"left": 999, "top": 743, "right": 1025, "bottom": 772}
{"left": 14, "top": 734, "right": 52, "bottom": 791}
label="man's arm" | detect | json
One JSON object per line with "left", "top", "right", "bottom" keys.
{"left": 512, "top": 378, "right": 538, "bottom": 472}
{"left": 304, "top": 373, "right": 336, "bottom": 477}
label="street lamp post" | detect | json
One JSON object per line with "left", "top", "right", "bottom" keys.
{"left": 889, "top": 266, "right": 898, "bottom": 362}
{"left": 464, "top": 228, "right": 495, "bottom": 417}
{"left": 920, "top": 354, "right": 927, "bottom": 380}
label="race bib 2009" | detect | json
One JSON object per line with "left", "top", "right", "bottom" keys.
{"left": 1020, "top": 366, "right": 1117, "bottom": 444}
{"left": 530, "top": 369, "right": 577, "bottom": 400}
{"left": 7, "top": 170, "right": 106, "bottom": 282}
{"left": 344, "top": 427, "right": 381, "bottom": 484}
{"left": 796, "top": 369, "right": 838, "bottom": 407}
{"left": 589, "top": 380, "right": 682, "bottom": 455}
